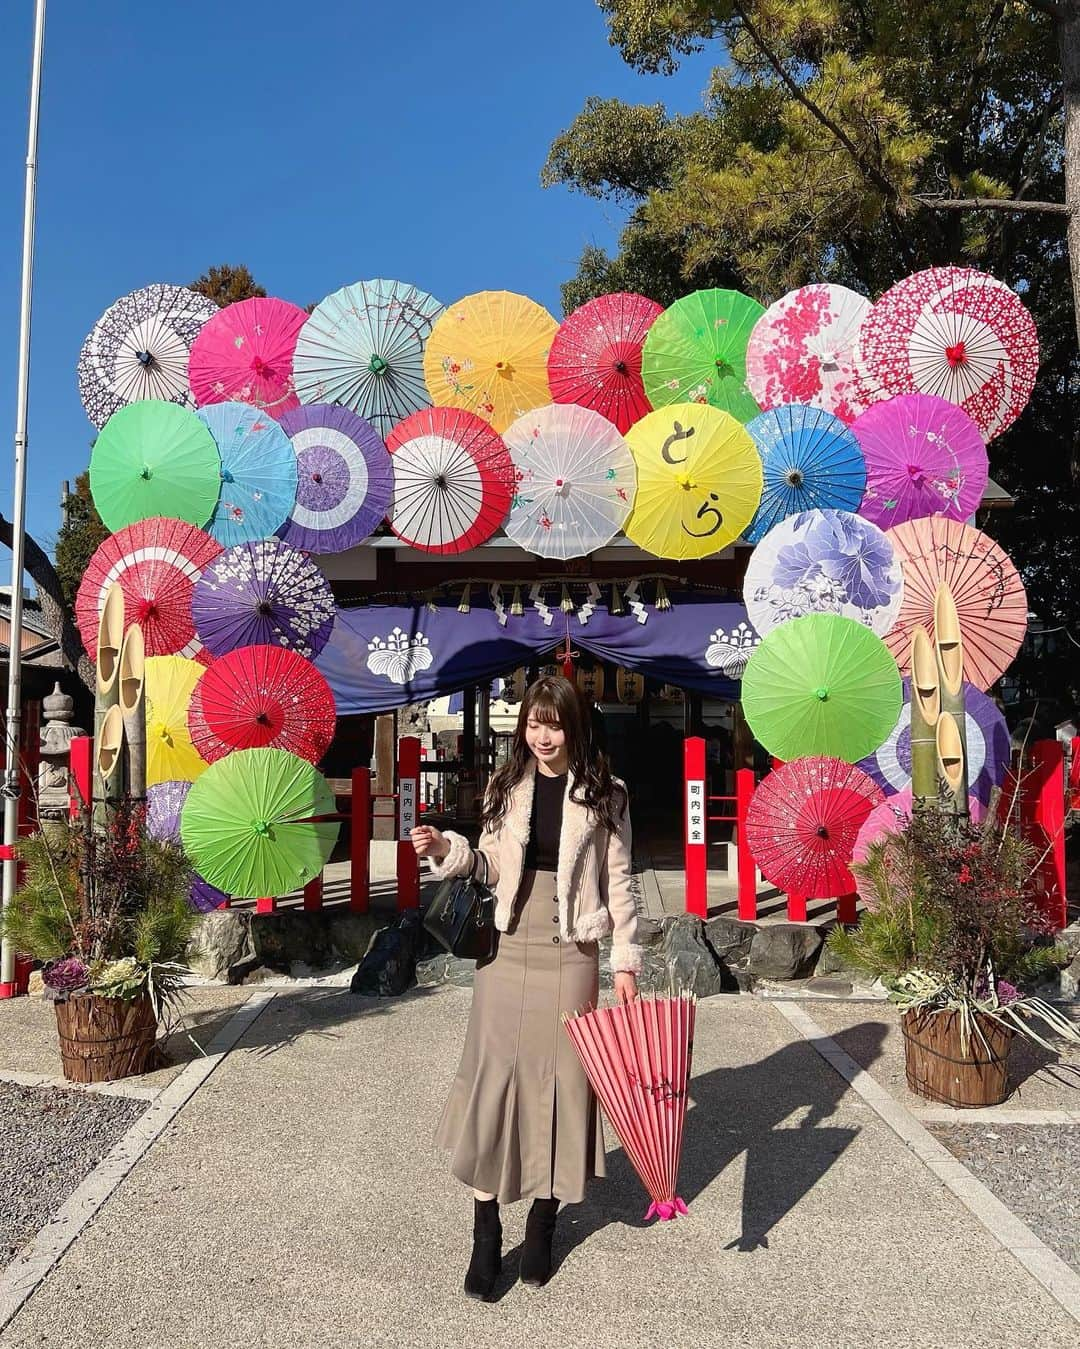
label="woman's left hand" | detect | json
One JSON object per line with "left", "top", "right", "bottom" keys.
{"left": 614, "top": 972, "right": 639, "bottom": 1005}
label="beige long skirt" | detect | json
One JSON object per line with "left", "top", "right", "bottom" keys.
{"left": 434, "top": 868, "right": 606, "bottom": 1204}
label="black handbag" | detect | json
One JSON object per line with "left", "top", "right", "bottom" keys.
{"left": 423, "top": 847, "right": 497, "bottom": 962}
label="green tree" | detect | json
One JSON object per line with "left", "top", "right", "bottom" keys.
{"left": 189, "top": 263, "right": 266, "bottom": 308}
{"left": 544, "top": 0, "right": 1079, "bottom": 715}
{"left": 55, "top": 470, "right": 108, "bottom": 610}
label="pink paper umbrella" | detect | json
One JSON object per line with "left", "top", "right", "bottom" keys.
{"left": 189, "top": 297, "right": 308, "bottom": 421}
{"left": 852, "top": 789, "right": 986, "bottom": 906}
{"left": 852, "top": 393, "right": 988, "bottom": 529}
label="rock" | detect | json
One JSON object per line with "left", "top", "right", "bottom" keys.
{"left": 238, "top": 964, "right": 281, "bottom": 985}
{"left": 1060, "top": 953, "right": 1080, "bottom": 1000}
{"left": 703, "top": 915, "right": 757, "bottom": 966}
{"left": 185, "top": 912, "right": 253, "bottom": 981}
{"left": 659, "top": 915, "right": 730, "bottom": 997}
{"left": 250, "top": 913, "right": 334, "bottom": 972}
{"left": 415, "top": 953, "right": 478, "bottom": 987}
{"left": 804, "top": 977, "right": 854, "bottom": 997}
{"left": 635, "top": 915, "right": 664, "bottom": 947}
{"left": 748, "top": 924, "right": 823, "bottom": 981}
{"left": 326, "top": 913, "right": 390, "bottom": 964}
{"left": 351, "top": 911, "right": 425, "bottom": 996}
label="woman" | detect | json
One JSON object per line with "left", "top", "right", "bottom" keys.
{"left": 411, "top": 674, "right": 643, "bottom": 1301}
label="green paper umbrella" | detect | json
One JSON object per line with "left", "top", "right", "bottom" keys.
{"left": 89, "top": 400, "right": 222, "bottom": 532}
{"left": 642, "top": 289, "right": 765, "bottom": 423}
{"left": 180, "top": 747, "right": 339, "bottom": 898}
{"left": 741, "top": 614, "right": 902, "bottom": 763}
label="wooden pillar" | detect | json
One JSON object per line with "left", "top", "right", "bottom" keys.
{"left": 372, "top": 713, "right": 395, "bottom": 841}
{"left": 477, "top": 683, "right": 491, "bottom": 795}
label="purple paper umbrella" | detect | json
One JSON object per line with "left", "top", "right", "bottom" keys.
{"left": 276, "top": 404, "right": 393, "bottom": 554}
{"left": 852, "top": 393, "right": 988, "bottom": 529}
{"left": 191, "top": 539, "right": 337, "bottom": 660}
{"left": 857, "top": 677, "right": 1010, "bottom": 806}
{"left": 146, "top": 780, "right": 192, "bottom": 843}
{"left": 189, "top": 875, "right": 231, "bottom": 913}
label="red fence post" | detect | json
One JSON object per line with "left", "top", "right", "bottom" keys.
{"left": 735, "top": 768, "right": 757, "bottom": 921}
{"left": 684, "top": 736, "right": 707, "bottom": 919}
{"left": 1031, "top": 739, "right": 1067, "bottom": 931}
{"left": 69, "top": 735, "right": 93, "bottom": 819}
{"left": 351, "top": 767, "right": 370, "bottom": 913}
{"left": 396, "top": 737, "right": 420, "bottom": 910}
{"left": 836, "top": 893, "right": 858, "bottom": 925}
{"left": 255, "top": 897, "right": 276, "bottom": 914}
{"left": 787, "top": 893, "right": 808, "bottom": 923}
{"left": 303, "top": 875, "right": 323, "bottom": 911}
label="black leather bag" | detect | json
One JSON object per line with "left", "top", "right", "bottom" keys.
{"left": 423, "top": 847, "right": 497, "bottom": 962}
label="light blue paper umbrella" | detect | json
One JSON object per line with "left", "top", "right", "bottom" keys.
{"left": 198, "top": 402, "right": 299, "bottom": 545}
{"left": 292, "top": 279, "right": 444, "bottom": 439}
{"left": 742, "top": 405, "right": 866, "bottom": 544}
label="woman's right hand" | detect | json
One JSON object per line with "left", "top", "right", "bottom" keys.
{"left": 410, "top": 824, "right": 450, "bottom": 860}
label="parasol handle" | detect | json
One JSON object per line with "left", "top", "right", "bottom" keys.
{"left": 644, "top": 1197, "right": 689, "bottom": 1222}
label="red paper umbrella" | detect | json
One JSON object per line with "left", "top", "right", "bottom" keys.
{"left": 745, "top": 758, "right": 885, "bottom": 899}
{"left": 75, "top": 517, "right": 223, "bottom": 664}
{"left": 547, "top": 292, "right": 663, "bottom": 434}
{"left": 385, "top": 406, "right": 515, "bottom": 552}
{"left": 186, "top": 644, "right": 337, "bottom": 764}
{"left": 858, "top": 267, "right": 1039, "bottom": 441}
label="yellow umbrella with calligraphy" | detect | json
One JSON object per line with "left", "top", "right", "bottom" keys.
{"left": 423, "top": 290, "right": 558, "bottom": 433}
{"left": 144, "top": 655, "right": 208, "bottom": 786}
{"left": 624, "top": 404, "right": 763, "bottom": 560}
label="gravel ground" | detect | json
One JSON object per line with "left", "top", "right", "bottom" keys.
{"left": 929, "top": 1123, "right": 1080, "bottom": 1272}
{"left": 0, "top": 1081, "right": 148, "bottom": 1269}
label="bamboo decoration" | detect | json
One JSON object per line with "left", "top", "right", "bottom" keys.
{"left": 933, "top": 582, "right": 969, "bottom": 809}
{"left": 119, "top": 624, "right": 146, "bottom": 803}
{"left": 909, "top": 625, "right": 941, "bottom": 811}
{"left": 93, "top": 584, "right": 125, "bottom": 819}
{"left": 935, "top": 711, "right": 969, "bottom": 821}
{"left": 94, "top": 704, "right": 125, "bottom": 828}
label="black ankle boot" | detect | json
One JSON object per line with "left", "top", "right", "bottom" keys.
{"left": 463, "top": 1197, "right": 502, "bottom": 1301}
{"left": 520, "top": 1197, "right": 559, "bottom": 1287}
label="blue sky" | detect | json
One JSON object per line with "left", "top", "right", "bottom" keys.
{"left": 0, "top": 0, "right": 712, "bottom": 557}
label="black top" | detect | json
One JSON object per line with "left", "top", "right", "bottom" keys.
{"left": 523, "top": 770, "right": 567, "bottom": 871}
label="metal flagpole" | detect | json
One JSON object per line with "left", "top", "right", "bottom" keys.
{"left": 1, "top": 0, "right": 48, "bottom": 999}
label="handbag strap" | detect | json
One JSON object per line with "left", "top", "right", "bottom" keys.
{"left": 469, "top": 847, "right": 490, "bottom": 886}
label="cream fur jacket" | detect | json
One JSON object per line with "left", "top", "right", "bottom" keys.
{"left": 426, "top": 759, "right": 644, "bottom": 975}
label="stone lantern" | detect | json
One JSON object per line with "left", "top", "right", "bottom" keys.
{"left": 38, "top": 682, "right": 86, "bottom": 820}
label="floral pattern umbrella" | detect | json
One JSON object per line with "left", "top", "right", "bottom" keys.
{"left": 641, "top": 289, "right": 764, "bottom": 422}
{"left": 292, "top": 279, "right": 444, "bottom": 439}
{"left": 743, "top": 405, "right": 866, "bottom": 545}
{"left": 198, "top": 402, "right": 299, "bottom": 545}
{"left": 547, "top": 292, "right": 663, "bottom": 433}
{"left": 857, "top": 678, "right": 1010, "bottom": 806}
{"left": 276, "top": 404, "right": 393, "bottom": 554}
{"left": 851, "top": 789, "right": 986, "bottom": 905}
{"left": 501, "top": 404, "right": 635, "bottom": 560}
{"left": 743, "top": 510, "right": 904, "bottom": 637}
{"left": 75, "top": 517, "right": 222, "bottom": 664}
{"left": 192, "top": 539, "right": 337, "bottom": 660}
{"left": 852, "top": 393, "right": 988, "bottom": 529}
{"left": 77, "top": 284, "right": 218, "bottom": 429}
{"left": 745, "top": 284, "right": 874, "bottom": 424}
{"left": 857, "top": 267, "right": 1039, "bottom": 440}
{"left": 883, "top": 517, "right": 1027, "bottom": 690}
{"left": 745, "top": 757, "right": 884, "bottom": 898}
{"left": 146, "top": 779, "right": 193, "bottom": 843}
{"left": 188, "top": 297, "right": 308, "bottom": 420}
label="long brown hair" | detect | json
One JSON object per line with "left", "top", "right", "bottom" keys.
{"left": 482, "top": 674, "right": 626, "bottom": 835}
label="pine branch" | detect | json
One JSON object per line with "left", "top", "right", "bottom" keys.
{"left": 912, "top": 194, "right": 1070, "bottom": 214}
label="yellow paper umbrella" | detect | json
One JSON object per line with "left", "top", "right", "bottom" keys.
{"left": 423, "top": 291, "right": 558, "bottom": 433}
{"left": 624, "top": 404, "right": 763, "bottom": 559}
{"left": 145, "top": 655, "right": 208, "bottom": 786}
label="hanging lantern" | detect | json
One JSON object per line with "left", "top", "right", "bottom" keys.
{"left": 616, "top": 667, "right": 646, "bottom": 704}
{"left": 576, "top": 665, "right": 605, "bottom": 703}
{"left": 506, "top": 668, "right": 529, "bottom": 703}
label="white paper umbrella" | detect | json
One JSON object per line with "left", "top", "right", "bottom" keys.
{"left": 501, "top": 404, "right": 636, "bottom": 560}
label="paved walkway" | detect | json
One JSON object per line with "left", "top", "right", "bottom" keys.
{"left": 1, "top": 988, "right": 1077, "bottom": 1347}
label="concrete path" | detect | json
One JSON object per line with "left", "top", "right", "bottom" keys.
{"left": 2, "top": 988, "right": 1077, "bottom": 1348}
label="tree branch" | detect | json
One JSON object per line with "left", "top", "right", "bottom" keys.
{"left": 0, "top": 514, "right": 93, "bottom": 689}
{"left": 1023, "top": 0, "right": 1068, "bottom": 21}
{"left": 912, "top": 194, "right": 1070, "bottom": 214}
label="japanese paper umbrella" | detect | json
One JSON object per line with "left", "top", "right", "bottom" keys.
{"left": 89, "top": 401, "right": 221, "bottom": 532}
{"left": 144, "top": 656, "right": 208, "bottom": 786}
{"left": 857, "top": 677, "right": 1010, "bottom": 806}
{"left": 292, "top": 279, "right": 444, "bottom": 439}
{"left": 624, "top": 404, "right": 763, "bottom": 560}
{"left": 857, "top": 267, "right": 1039, "bottom": 440}
{"left": 850, "top": 789, "right": 988, "bottom": 903}
{"left": 423, "top": 290, "right": 558, "bottom": 433}
{"left": 882, "top": 517, "right": 1027, "bottom": 690}
{"left": 384, "top": 407, "right": 515, "bottom": 553}
{"left": 276, "top": 404, "right": 392, "bottom": 553}
{"left": 741, "top": 613, "right": 903, "bottom": 763}
{"left": 500, "top": 404, "right": 635, "bottom": 560}
{"left": 745, "top": 757, "right": 884, "bottom": 898}
{"left": 180, "top": 747, "right": 339, "bottom": 898}
{"left": 743, "top": 509, "right": 903, "bottom": 637}
{"left": 742, "top": 406, "right": 866, "bottom": 545}
{"left": 547, "top": 292, "right": 663, "bottom": 433}
{"left": 187, "top": 644, "right": 336, "bottom": 765}
{"left": 146, "top": 779, "right": 193, "bottom": 842}
{"left": 77, "top": 283, "right": 218, "bottom": 430}
{"left": 851, "top": 393, "right": 988, "bottom": 529}
{"left": 75, "top": 517, "right": 222, "bottom": 664}
{"left": 746, "top": 283, "right": 873, "bottom": 424}
{"left": 191, "top": 539, "right": 337, "bottom": 660}
{"left": 641, "top": 289, "right": 764, "bottom": 423}
{"left": 188, "top": 296, "right": 308, "bottom": 420}
{"left": 198, "top": 402, "right": 298, "bottom": 545}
